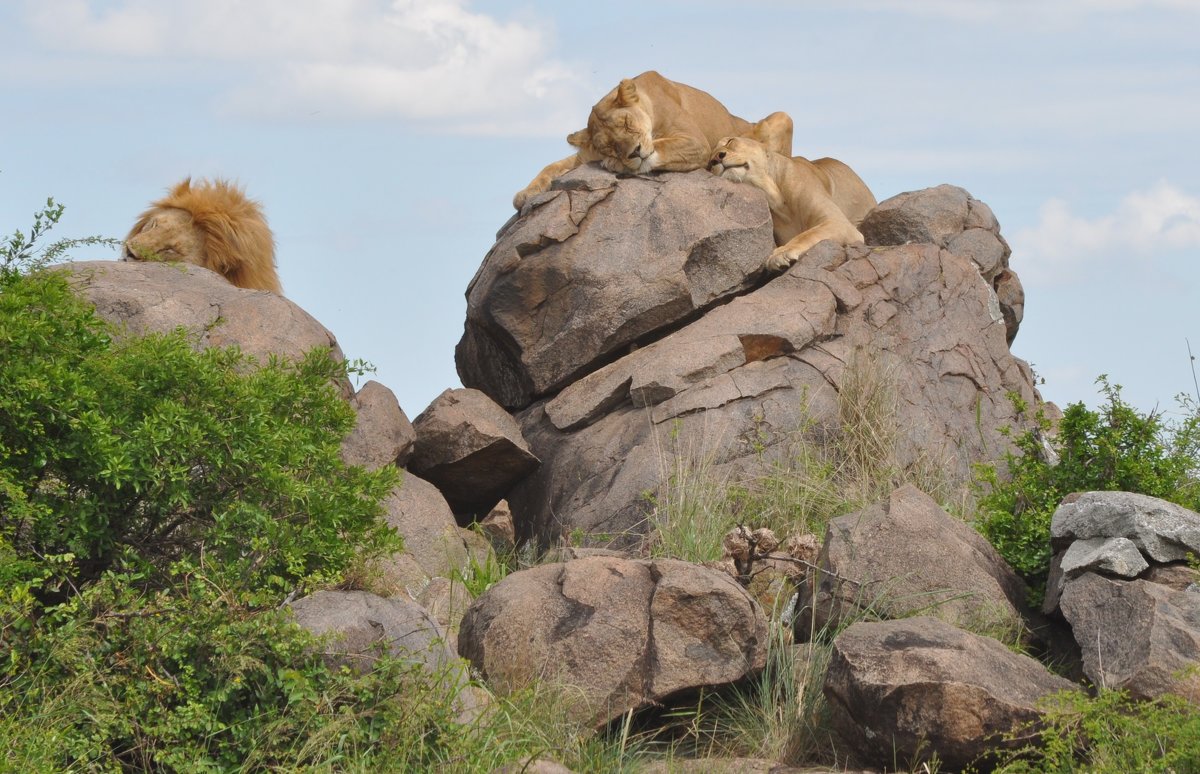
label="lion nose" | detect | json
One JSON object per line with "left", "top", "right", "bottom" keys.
{"left": 122, "top": 243, "right": 135, "bottom": 261}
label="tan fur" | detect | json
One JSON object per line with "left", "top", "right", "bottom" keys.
{"left": 707, "top": 137, "right": 877, "bottom": 273}
{"left": 124, "top": 178, "right": 281, "bottom": 294}
{"left": 512, "top": 71, "right": 794, "bottom": 209}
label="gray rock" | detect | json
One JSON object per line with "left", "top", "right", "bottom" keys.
{"left": 457, "top": 167, "right": 775, "bottom": 409}
{"left": 824, "top": 616, "right": 1078, "bottom": 771}
{"left": 377, "top": 472, "right": 472, "bottom": 595}
{"left": 1059, "top": 572, "right": 1200, "bottom": 703}
{"left": 64, "top": 259, "right": 350, "bottom": 394}
{"left": 803, "top": 485, "right": 1030, "bottom": 639}
{"left": 458, "top": 556, "right": 767, "bottom": 727}
{"left": 409, "top": 388, "right": 540, "bottom": 517}
{"left": 1051, "top": 491, "right": 1200, "bottom": 562}
{"left": 1060, "top": 536, "right": 1149, "bottom": 578}
{"left": 342, "top": 379, "right": 416, "bottom": 470}
{"left": 288, "top": 589, "right": 461, "bottom": 675}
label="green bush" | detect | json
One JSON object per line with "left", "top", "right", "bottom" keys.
{"left": 992, "top": 689, "right": 1200, "bottom": 773}
{"left": 975, "top": 378, "right": 1200, "bottom": 592}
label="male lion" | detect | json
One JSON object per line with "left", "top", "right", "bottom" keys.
{"left": 707, "top": 137, "right": 877, "bottom": 273}
{"left": 512, "top": 71, "right": 793, "bottom": 209}
{"left": 124, "top": 178, "right": 281, "bottom": 294}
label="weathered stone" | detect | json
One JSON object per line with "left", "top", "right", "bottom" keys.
{"left": 803, "top": 485, "right": 1030, "bottom": 639}
{"left": 288, "top": 589, "right": 461, "bottom": 674}
{"left": 859, "top": 185, "right": 1022, "bottom": 341}
{"left": 509, "top": 243, "right": 1037, "bottom": 548}
{"left": 824, "top": 616, "right": 1077, "bottom": 771}
{"left": 64, "top": 259, "right": 349, "bottom": 394}
{"left": 479, "top": 499, "right": 517, "bottom": 551}
{"left": 1060, "top": 536, "right": 1149, "bottom": 578}
{"left": 458, "top": 556, "right": 767, "bottom": 727}
{"left": 409, "top": 388, "right": 540, "bottom": 518}
{"left": 1051, "top": 491, "right": 1200, "bottom": 562}
{"left": 377, "top": 472, "right": 472, "bottom": 596}
{"left": 416, "top": 576, "right": 474, "bottom": 646}
{"left": 342, "top": 379, "right": 416, "bottom": 470}
{"left": 457, "top": 167, "right": 775, "bottom": 409}
{"left": 1059, "top": 572, "right": 1200, "bottom": 703}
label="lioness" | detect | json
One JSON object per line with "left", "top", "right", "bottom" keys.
{"left": 512, "top": 71, "right": 793, "bottom": 209}
{"left": 707, "top": 137, "right": 877, "bottom": 273}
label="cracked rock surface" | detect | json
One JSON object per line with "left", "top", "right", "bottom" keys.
{"left": 456, "top": 166, "right": 775, "bottom": 409}
{"left": 457, "top": 555, "right": 767, "bottom": 727}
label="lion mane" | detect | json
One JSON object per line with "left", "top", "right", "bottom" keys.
{"left": 512, "top": 71, "right": 793, "bottom": 209}
{"left": 707, "top": 137, "right": 877, "bottom": 273}
{"left": 124, "top": 178, "right": 281, "bottom": 294}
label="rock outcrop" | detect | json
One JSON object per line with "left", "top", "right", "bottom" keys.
{"left": 458, "top": 555, "right": 768, "bottom": 727}
{"left": 467, "top": 179, "right": 1040, "bottom": 547}
{"left": 824, "top": 616, "right": 1077, "bottom": 771}
{"left": 802, "top": 485, "right": 1030, "bottom": 638}
{"left": 342, "top": 379, "right": 416, "bottom": 470}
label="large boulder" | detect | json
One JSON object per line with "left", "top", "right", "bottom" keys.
{"left": 377, "top": 472, "right": 478, "bottom": 596}
{"left": 860, "top": 184, "right": 1022, "bottom": 343}
{"left": 409, "top": 388, "right": 540, "bottom": 518}
{"left": 341, "top": 379, "right": 416, "bottom": 470}
{"left": 65, "top": 260, "right": 347, "bottom": 391}
{"left": 457, "top": 166, "right": 775, "bottom": 409}
{"left": 507, "top": 238, "right": 1038, "bottom": 547}
{"left": 824, "top": 617, "right": 1077, "bottom": 771}
{"left": 1059, "top": 572, "right": 1200, "bottom": 703}
{"left": 458, "top": 555, "right": 768, "bottom": 727}
{"left": 289, "top": 589, "right": 460, "bottom": 672}
{"left": 802, "top": 485, "right": 1030, "bottom": 638}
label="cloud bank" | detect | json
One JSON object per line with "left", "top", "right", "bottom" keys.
{"left": 20, "top": 0, "right": 584, "bottom": 133}
{"left": 1011, "top": 182, "right": 1200, "bottom": 287}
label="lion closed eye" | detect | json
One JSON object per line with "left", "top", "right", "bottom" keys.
{"left": 511, "top": 71, "right": 794, "bottom": 209}
{"left": 124, "top": 178, "right": 281, "bottom": 294}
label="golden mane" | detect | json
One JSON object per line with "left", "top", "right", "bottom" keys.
{"left": 125, "top": 178, "right": 281, "bottom": 294}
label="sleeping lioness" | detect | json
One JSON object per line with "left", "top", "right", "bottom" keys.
{"left": 512, "top": 71, "right": 793, "bottom": 209}
{"left": 707, "top": 136, "right": 877, "bottom": 273}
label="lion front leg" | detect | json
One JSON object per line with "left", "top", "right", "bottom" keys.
{"left": 513, "top": 152, "right": 585, "bottom": 209}
{"left": 644, "top": 135, "right": 713, "bottom": 173}
{"left": 764, "top": 220, "right": 864, "bottom": 273}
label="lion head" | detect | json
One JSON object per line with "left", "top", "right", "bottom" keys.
{"left": 124, "top": 178, "right": 281, "bottom": 294}
{"left": 706, "top": 136, "right": 769, "bottom": 184}
{"left": 574, "top": 78, "right": 657, "bottom": 174}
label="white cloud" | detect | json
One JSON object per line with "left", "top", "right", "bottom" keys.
{"left": 19, "top": 0, "right": 585, "bottom": 133}
{"left": 1011, "top": 182, "right": 1200, "bottom": 287}
{"left": 846, "top": 0, "right": 1200, "bottom": 22}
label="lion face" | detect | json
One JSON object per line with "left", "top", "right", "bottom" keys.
{"left": 706, "top": 136, "right": 768, "bottom": 183}
{"left": 587, "top": 106, "right": 655, "bottom": 173}
{"left": 123, "top": 207, "right": 205, "bottom": 266}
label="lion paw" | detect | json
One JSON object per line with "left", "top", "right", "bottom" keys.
{"left": 763, "top": 249, "right": 798, "bottom": 273}
{"left": 513, "top": 178, "right": 550, "bottom": 210}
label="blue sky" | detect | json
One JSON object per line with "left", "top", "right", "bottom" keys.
{"left": 3, "top": 1, "right": 1199, "bottom": 420}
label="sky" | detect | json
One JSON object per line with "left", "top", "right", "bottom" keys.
{"left": 2, "top": 0, "right": 1199, "bottom": 422}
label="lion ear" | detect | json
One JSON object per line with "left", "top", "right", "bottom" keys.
{"left": 616, "top": 79, "right": 639, "bottom": 107}
{"left": 566, "top": 128, "right": 591, "bottom": 149}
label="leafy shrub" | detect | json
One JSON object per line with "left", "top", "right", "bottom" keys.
{"left": 0, "top": 265, "right": 399, "bottom": 601}
{"left": 975, "top": 378, "right": 1200, "bottom": 591}
{"left": 992, "top": 689, "right": 1200, "bottom": 773}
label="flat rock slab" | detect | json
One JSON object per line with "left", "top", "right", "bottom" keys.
{"left": 805, "top": 484, "right": 1030, "bottom": 637}
{"left": 1051, "top": 491, "right": 1200, "bottom": 562}
{"left": 824, "top": 616, "right": 1077, "bottom": 771}
{"left": 458, "top": 555, "right": 768, "bottom": 727}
